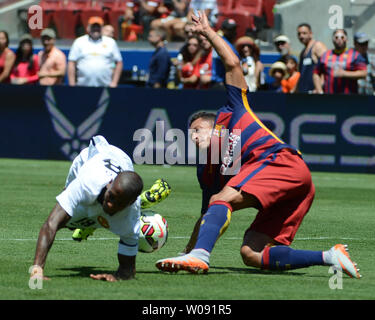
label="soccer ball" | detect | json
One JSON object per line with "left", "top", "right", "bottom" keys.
{"left": 138, "top": 210, "right": 168, "bottom": 253}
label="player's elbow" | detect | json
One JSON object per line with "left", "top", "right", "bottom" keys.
{"left": 225, "top": 55, "right": 241, "bottom": 70}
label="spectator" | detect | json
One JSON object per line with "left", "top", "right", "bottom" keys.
{"left": 0, "top": 30, "right": 15, "bottom": 84}
{"left": 313, "top": 29, "right": 367, "bottom": 94}
{"left": 211, "top": 18, "right": 239, "bottom": 88}
{"left": 176, "top": 35, "right": 201, "bottom": 89}
{"left": 354, "top": 32, "right": 375, "bottom": 95}
{"left": 10, "top": 34, "right": 39, "bottom": 85}
{"left": 118, "top": 1, "right": 142, "bottom": 41}
{"left": 235, "top": 36, "right": 264, "bottom": 92}
{"left": 274, "top": 35, "right": 297, "bottom": 64}
{"left": 195, "top": 34, "right": 213, "bottom": 89}
{"left": 166, "top": 0, "right": 218, "bottom": 43}
{"left": 281, "top": 55, "right": 300, "bottom": 93}
{"left": 102, "top": 24, "right": 115, "bottom": 38}
{"left": 183, "top": 21, "right": 195, "bottom": 40}
{"left": 68, "top": 16, "right": 123, "bottom": 88}
{"left": 139, "top": 0, "right": 168, "bottom": 41}
{"left": 261, "top": 61, "right": 286, "bottom": 92}
{"left": 38, "top": 28, "right": 66, "bottom": 86}
{"left": 150, "top": 0, "right": 190, "bottom": 41}
{"left": 169, "top": 22, "right": 196, "bottom": 88}
{"left": 296, "top": 23, "right": 327, "bottom": 93}
{"left": 146, "top": 28, "right": 171, "bottom": 88}
{"left": 187, "top": 0, "right": 218, "bottom": 27}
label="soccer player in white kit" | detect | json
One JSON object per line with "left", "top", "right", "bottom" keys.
{"left": 30, "top": 136, "right": 166, "bottom": 282}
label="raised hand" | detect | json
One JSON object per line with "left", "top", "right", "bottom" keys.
{"left": 191, "top": 10, "right": 210, "bottom": 36}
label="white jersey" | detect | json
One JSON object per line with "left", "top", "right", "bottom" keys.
{"left": 56, "top": 136, "right": 140, "bottom": 256}
{"left": 68, "top": 35, "right": 122, "bottom": 87}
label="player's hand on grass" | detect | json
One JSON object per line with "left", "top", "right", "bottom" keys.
{"left": 140, "top": 179, "right": 171, "bottom": 209}
{"left": 30, "top": 265, "right": 51, "bottom": 281}
{"left": 90, "top": 273, "right": 118, "bottom": 282}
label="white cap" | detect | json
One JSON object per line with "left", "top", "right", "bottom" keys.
{"left": 274, "top": 35, "right": 290, "bottom": 43}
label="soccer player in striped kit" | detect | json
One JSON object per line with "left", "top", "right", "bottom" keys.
{"left": 155, "top": 11, "right": 361, "bottom": 278}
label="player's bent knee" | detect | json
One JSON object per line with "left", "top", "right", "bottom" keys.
{"left": 240, "top": 246, "right": 260, "bottom": 268}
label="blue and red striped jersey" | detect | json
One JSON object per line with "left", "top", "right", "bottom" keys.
{"left": 313, "top": 48, "right": 367, "bottom": 94}
{"left": 197, "top": 84, "right": 298, "bottom": 213}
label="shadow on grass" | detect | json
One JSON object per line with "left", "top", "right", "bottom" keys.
{"left": 210, "top": 266, "right": 306, "bottom": 276}
{"left": 51, "top": 266, "right": 164, "bottom": 278}
{"left": 51, "top": 265, "right": 319, "bottom": 279}
{"left": 51, "top": 266, "right": 114, "bottom": 278}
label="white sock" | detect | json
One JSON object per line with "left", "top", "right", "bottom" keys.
{"left": 322, "top": 249, "right": 333, "bottom": 265}
{"left": 190, "top": 248, "right": 210, "bottom": 265}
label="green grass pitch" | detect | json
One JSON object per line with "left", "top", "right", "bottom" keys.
{"left": 0, "top": 158, "right": 374, "bottom": 300}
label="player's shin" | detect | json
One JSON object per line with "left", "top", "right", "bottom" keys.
{"left": 261, "top": 245, "right": 324, "bottom": 271}
{"left": 190, "top": 201, "right": 232, "bottom": 264}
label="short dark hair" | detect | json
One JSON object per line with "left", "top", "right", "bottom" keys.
{"left": 189, "top": 111, "right": 216, "bottom": 127}
{"left": 297, "top": 23, "right": 312, "bottom": 31}
{"left": 115, "top": 171, "right": 143, "bottom": 204}
{"left": 150, "top": 27, "right": 167, "bottom": 41}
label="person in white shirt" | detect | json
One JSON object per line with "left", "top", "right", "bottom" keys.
{"left": 30, "top": 136, "right": 169, "bottom": 282}
{"left": 68, "top": 16, "right": 123, "bottom": 87}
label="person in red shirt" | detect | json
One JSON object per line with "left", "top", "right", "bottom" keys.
{"left": 193, "top": 34, "right": 213, "bottom": 89}
{"left": 313, "top": 29, "right": 367, "bottom": 94}
{"left": 10, "top": 34, "right": 39, "bottom": 85}
{"left": 0, "top": 30, "right": 16, "bottom": 84}
{"left": 177, "top": 35, "right": 201, "bottom": 89}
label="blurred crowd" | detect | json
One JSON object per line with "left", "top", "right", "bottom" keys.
{"left": 0, "top": 4, "right": 374, "bottom": 95}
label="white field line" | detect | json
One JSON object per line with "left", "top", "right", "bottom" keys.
{"left": 0, "top": 236, "right": 370, "bottom": 241}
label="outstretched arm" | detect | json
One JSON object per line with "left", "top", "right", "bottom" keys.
{"left": 31, "top": 203, "right": 71, "bottom": 279}
{"left": 191, "top": 11, "right": 247, "bottom": 89}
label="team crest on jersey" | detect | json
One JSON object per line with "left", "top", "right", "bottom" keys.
{"left": 97, "top": 216, "right": 110, "bottom": 228}
{"left": 220, "top": 132, "right": 241, "bottom": 175}
{"left": 44, "top": 87, "right": 110, "bottom": 160}
{"left": 213, "top": 124, "right": 226, "bottom": 137}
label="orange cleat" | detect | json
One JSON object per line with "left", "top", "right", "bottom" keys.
{"left": 156, "top": 254, "right": 209, "bottom": 274}
{"left": 330, "top": 244, "right": 361, "bottom": 279}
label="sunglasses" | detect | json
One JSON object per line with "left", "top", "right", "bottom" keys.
{"left": 334, "top": 35, "right": 346, "bottom": 40}
{"left": 276, "top": 41, "right": 286, "bottom": 45}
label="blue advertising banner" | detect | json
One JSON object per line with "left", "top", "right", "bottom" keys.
{"left": 0, "top": 84, "right": 374, "bottom": 173}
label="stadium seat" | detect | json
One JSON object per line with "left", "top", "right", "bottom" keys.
{"left": 216, "top": 13, "right": 255, "bottom": 39}
{"left": 215, "top": 0, "right": 233, "bottom": 30}
{"left": 102, "top": 0, "right": 128, "bottom": 39}
{"left": 262, "top": 0, "right": 277, "bottom": 28}
{"left": 30, "top": 0, "right": 65, "bottom": 38}
{"left": 233, "top": 0, "right": 263, "bottom": 16}
{"left": 216, "top": 0, "right": 277, "bottom": 38}
{"left": 64, "top": 0, "right": 101, "bottom": 38}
